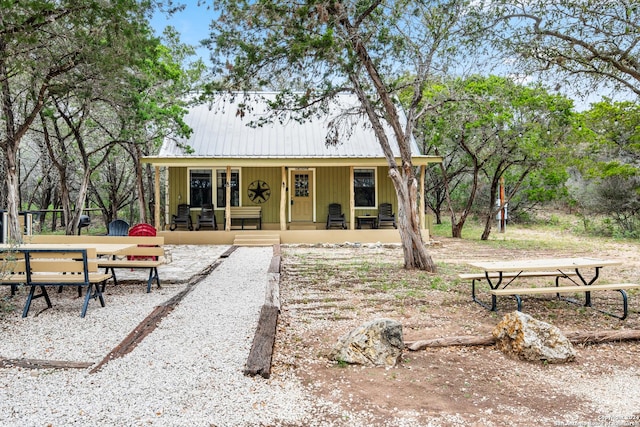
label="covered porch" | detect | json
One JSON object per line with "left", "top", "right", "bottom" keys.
{"left": 142, "top": 93, "right": 441, "bottom": 244}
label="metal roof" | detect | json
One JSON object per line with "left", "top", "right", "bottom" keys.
{"left": 155, "top": 93, "right": 431, "bottom": 161}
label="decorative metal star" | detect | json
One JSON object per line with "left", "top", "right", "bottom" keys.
{"left": 248, "top": 180, "right": 270, "bottom": 203}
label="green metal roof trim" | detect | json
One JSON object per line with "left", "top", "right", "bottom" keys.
{"left": 145, "top": 92, "right": 441, "bottom": 166}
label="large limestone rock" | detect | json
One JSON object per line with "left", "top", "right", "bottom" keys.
{"left": 492, "top": 311, "right": 576, "bottom": 363}
{"left": 329, "top": 318, "right": 404, "bottom": 367}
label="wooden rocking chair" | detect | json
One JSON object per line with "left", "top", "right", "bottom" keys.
{"left": 326, "top": 203, "right": 346, "bottom": 229}
{"left": 170, "top": 204, "right": 193, "bottom": 230}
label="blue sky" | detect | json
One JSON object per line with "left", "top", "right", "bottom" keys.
{"left": 150, "top": 2, "right": 215, "bottom": 63}
{"left": 148, "top": 3, "right": 623, "bottom": 110}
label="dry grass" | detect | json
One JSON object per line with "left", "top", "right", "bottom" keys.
{"left": 272, "top": 228, "right": 640, "bottom": 426}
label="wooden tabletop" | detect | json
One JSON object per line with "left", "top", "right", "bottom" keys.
{"left": 467, "top": 257, "right": 622, "bottom": 272}
{"left": 0, "top": 243, "right": 137, "bottom": 257}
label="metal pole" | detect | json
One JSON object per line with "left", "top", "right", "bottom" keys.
{"left": 499, "top": 176, "right": 506, "bottom": 233}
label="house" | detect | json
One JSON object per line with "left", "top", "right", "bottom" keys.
{"left": 142, "top": 93, "right": 441, "bottom": 244}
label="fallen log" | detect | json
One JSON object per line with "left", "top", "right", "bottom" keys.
{"left": 406, "top": 336, "right": 495, "bottom": 351}
{"left": 0, "top": 358, "right": 92, "bottom": 370}
{"left": 406, "top": 329, "right": 640, "bottom": 351}
{"left": 564, "top": 329, "right": 640, "bottom": 344}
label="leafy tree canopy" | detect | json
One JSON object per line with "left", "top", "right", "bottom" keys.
{"left": 482, "top": 0, "right": 640, "bottom": 98}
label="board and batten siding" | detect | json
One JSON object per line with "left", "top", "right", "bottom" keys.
{"left": 240, "top": 167, "right": 281, "bottom": 224}
{"left": 167, "top": 165, "right": 400, "bottom": 228}
{"left": 375, "top": 166, "right": 398, "bottom": 213}
{"left": 316, "top": 166, "right": 350, "bottom": 222}
{"left": 167, "top": 167, "right": 191, "bottom": 223}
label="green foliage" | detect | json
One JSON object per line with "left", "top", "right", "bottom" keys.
{"left": 417, "top": 75, "right": 576, "bottom": 239}
{"left": 2, "top": 0, "right": 204, "bottom": 231}
{"left": 207, "top": 0, "right": 491, "bottom": 269}
{"left": 567, "top": 100, "right": 640, "bottom": 237}
{"left": 484, "top": 0, "right": 640, "bottom": 97}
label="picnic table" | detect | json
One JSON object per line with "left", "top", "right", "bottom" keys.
{"left": 0, "top": 242, "right": 137, "bottom": 257}
{"left": 462, "top": 257, "right": 639, "bottom": 319}
{"left": 0, "top": 247, "right": 117, "bottom": 317}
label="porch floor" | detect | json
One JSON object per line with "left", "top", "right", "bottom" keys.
{"left": 158, "top": 228, "right": 428, "bottom": 245}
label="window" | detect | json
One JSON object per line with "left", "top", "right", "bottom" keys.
{"left": 189, "top": 169, "right": 212, "bottom": 208}
{"left": 354, "top": 169, "right": 376, "bottom": 207}
{"left": 216, "top": 169, "right": 240, "bottom": 207}
{"left": 294, "top": 173, "right": 309, "bottom": 197}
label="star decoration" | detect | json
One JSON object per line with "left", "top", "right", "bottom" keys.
{"left": 248, "top": 180, "right": 270, "bottom": 203}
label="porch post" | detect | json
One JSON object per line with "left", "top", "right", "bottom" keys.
{"left": 225, "top": 165, "right": 231, "bottom": 231}
{"left": 280, "top": 166, "right": 287, "bottom": 230}
{"left": 154, "top": 166, "right": 161, "bottom": 230}
{"left": 349, "top": 166, "right": 355, "bottom": 230}
{"left": 164, "top": 167, "right": 170, "bottom": 229}
{"left": 419, "top": 165, "right": 426, "bottom": 230}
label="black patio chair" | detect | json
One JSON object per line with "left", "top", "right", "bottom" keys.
{"left": 196, "top": 203, "right": 218, "bottom": 230}
{"left": 170, "top": 204, "right": 193, "bottom": 231}
{"left": 377, "top": 203, "right": 397, "bottom": 229}
{"left": 107, "top": 219, "right": 130, "bottom": 236}
{"left": 326, "top": 203, "right": 346, "bottom": 229}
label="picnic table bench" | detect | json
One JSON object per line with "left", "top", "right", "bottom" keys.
{"left": 461, "top": 257, "right": 639, "bottom": 319}
{"left": 0, "top": 248, "right": 111, "bottom": 318}
{"left": 225, "top": 206, "right": 262, "bottom": 230}
{"left": 25, "top": 235, "right": 166, "bottom": 293}
{"left": 97, "top": 240, "right": 164, "bottom": 293}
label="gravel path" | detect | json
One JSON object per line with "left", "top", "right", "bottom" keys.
{"left": 0, "top": 246, "right": 316, "bottom": 427}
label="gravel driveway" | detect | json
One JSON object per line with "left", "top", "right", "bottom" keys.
{"left": 0, "top": 246, "right": 314, "bottom": 427}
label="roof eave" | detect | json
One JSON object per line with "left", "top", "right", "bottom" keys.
{"left": 141, "top": 156, "right": 443, "bottom": 168}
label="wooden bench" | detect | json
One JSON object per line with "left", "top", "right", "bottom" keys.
{"left": 0, "top": 248, "right": 111, "bottom": 318}
{"left": 488, "top": 283, "right": 640, "bottom": 320}
{"left": 97, "top": 244, "right": 164, "bottom": 293}
{"left": 25, "top": 235, "right": 165, "bottom": 293}
{"left": 225, "top": 206, "right": 262, "bottom": 230}
{"left": 0, "top": 252, "right": 26, "bottom": 296}
{"left": 25, "top": 235, "right": 163, "bottom": 245}
{"left": 459, "top": 271, "right": 579, "bottom": 282}
{"left": 460, "top": 271, "right": 580, "bottom": 311}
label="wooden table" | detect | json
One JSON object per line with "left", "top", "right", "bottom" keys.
{"left": 0, "top": 243, "right": 137, "bottom": 257}
{"left": 356, "top": 216, "right": 377, "bottom": 229}
{"left": 465, "top": 257, "right": 623, "bottom": 313}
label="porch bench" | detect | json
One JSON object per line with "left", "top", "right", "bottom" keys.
{"left": 97, "top": 242, "right": 165, "bottom": 293}
{"left": 0, "top": 248, "right": 111, "bottom": 318}
{"left": 489, "top": 283, "right": 640, "bottom": 320}
{"left": 225, "top": 206, "right": 262, "bottom": 230}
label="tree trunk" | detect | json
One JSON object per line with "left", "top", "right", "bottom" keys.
{"left": 480, "top": 213, "right": 494, "bottom": 240}
{"left": 0, "top": 41, "right": 22, "bottom": 243}
{"left": 389, "top": 166, "right": 437, "bottom": 271}
{"left": 133, "top": 143, "right": 147, "bottom": 224}
{"left": 4, "top": 147, "right": 22, "bottom": 242}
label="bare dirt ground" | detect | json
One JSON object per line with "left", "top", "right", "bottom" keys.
{"left": 273, "top": 228, "right": 640, "bottom": 427}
